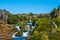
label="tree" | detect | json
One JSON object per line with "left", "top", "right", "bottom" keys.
{"left": 7, "top": 14, "right": 20, "bottom": 24}
{"left": 32, "top": 20, "right": 36, "bottom": 26}
{"left": 29, "top": 12, "right": 33, "bottom": 16}
{"left": 50, "top": 8, "right": 58, "bottom": 18}
{"left": 20, "top": 25, "right": 25, "bottom": 32}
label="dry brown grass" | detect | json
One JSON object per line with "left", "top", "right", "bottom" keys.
{"left": 0, "top": 21, "right": 17, "bottom": 40}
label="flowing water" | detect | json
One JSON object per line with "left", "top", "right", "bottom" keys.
{"left": 12, "top": 25, "right": 28, "bottom": 40}
{"left": 52, "top": 21, "right": 57, "bottom": 29}
{"left": 12, "top": 16, "right": 36, "bottom": 40}
{"left": 12, "top": 24, "right": 31, "bottom": 40}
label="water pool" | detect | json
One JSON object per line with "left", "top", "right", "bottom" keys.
{"left": 12, "top": 37, "right": 26, "bottom": 40}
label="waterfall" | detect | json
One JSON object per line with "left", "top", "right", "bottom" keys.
{"left": 12, "top": 25, "right": 20, "bottom": 38}
{"left": 48, "top": 20, "right": 58, "bottom": 29}
{"left": 12, "top": 24, "right": 30, "bottom": 38}
{"left": 12, "top": 32, "right": 18, "bottom": 38}
{"left": 28, "top": 25, "right": 30, "bottom": 31}
{"left": 15, "top": 25, "right": 20, "bottom": 31}
{"left": 30, "top": 16, "right": 32, "bottom": 22}
{"left": 52, "top": 21, "right": 57, "bottom": 29}
{"left": 22, "top": 31, "right": 29, "bottom": 37}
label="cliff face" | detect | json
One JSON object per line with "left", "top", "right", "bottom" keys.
{"left": 0, "top": 21, "right": 17, "bottom": 40}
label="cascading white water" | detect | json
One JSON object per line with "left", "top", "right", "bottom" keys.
{"left": 12, "top": 25, "right": 20, "bottom": 38}
{"left": 30, "top": 16, "right": 32, "bottom": 22}
{"left": 52, "top": 21, "right": 57, "bottom": 29}
{"left": 22, "top": 31, "right": 29, "bottom": 37}
{"left": 27, "top": 25, "right": 30, "bottom": 31}
{"left": 12, "top": 32, "right": 18, "bottom": 38}
{"left": 12, "top": 16, "right": 35, "bottom": 40}
{"left": 12, "top": 24, "right": 30, "bottom": 38}
{"left": 15, "top": 25, "right": 20, "bottom": 31}
{"left": 12, "top": 16, "right": 36, "bottom": 38}
{"left": 48, "top": 20, "right": 58, "bottom": 29}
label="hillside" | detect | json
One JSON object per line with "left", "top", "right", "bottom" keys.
{"left": 0, "top": 21, "right": 17, "bottom": 40}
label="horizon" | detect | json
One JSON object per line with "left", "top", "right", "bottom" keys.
{"left": 0, "top": 0, "right": 60, "bottom": 14}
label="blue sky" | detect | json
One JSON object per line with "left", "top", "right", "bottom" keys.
{"left": 0, "top": 0, "right": 60, "bottom": 14}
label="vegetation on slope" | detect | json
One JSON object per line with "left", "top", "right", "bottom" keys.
{"left": 27, "top": 6, "right": 60, "bottom": 40}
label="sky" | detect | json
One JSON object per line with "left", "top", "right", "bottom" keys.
{"left": 0, "top": 0, "right": 60, "bottom": 14}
